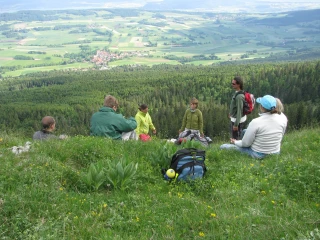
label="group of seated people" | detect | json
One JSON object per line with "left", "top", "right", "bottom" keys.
{"left": 33, "top": 94, "right": 287, "bottom": 160}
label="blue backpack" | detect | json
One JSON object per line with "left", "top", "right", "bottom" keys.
{"left": 166, "top": 148, "right": 206, "bottom": 181}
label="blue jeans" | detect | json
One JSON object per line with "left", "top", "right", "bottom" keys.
{"left": 220, "top": 144, "right": 269, "bottom": 159}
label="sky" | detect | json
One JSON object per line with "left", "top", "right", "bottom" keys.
{"left": 0, "top": 0, "right": 319, "bottom": 13}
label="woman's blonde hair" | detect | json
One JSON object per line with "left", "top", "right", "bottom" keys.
{"left": 275, "top": 98, "right": 284, "bottom": 114}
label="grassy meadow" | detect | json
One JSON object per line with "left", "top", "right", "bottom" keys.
{"left": 1, "top": 128, "right": 319, "bottom": 239}
{"left": 1, "top": 9, "right": 320, "bottom": 77}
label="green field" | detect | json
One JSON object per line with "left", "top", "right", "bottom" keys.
{"left": 0, "top": 9, "right": 319, "bottom": 77}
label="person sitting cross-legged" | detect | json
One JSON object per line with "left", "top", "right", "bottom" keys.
{"left": 220, "top": 95, "right": 287, "bottom": 159}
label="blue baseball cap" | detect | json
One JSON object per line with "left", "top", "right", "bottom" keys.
{"left": 256, "top": 95, "right": 276, "bottom": 110}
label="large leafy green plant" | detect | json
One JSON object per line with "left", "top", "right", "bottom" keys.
{"left": 81, "top": 162, "right": 106, "bottom": 191}
{"left": 105, "top": 157, "right": 138, "bottom": 190}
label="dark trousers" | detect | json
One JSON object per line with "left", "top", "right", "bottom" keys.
{"left": 230, "top": 121, "right": 245, "bottom": 140}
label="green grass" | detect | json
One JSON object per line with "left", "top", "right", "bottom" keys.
{"left": 0, "top": 128, "right": 319, "bottom": 239}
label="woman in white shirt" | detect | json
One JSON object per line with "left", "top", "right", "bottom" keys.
{"left": 220, "top": 95, "right": 288, "bottom": 159}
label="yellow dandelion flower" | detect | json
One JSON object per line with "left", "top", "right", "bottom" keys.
{"left": 207, "top": 205, "right": 212, "bottom": 209}
{"left": 178, "top": 193, "right": 183, "bottom": 198}
{"left": 210, "top": 213, "right": 216, "bottom": 218}
{"left": 261, "top": 191, "right": 266, "bottom": 195}
{"left": 136, "top": 217, "right": 140, "bottom": 222}
{"left": 271, "top": 200, "right": 276, "bottom": 204}
{"left": 199, "top": 232, "right": 205, "bottom": 237}
{"left": 0, "top": 138, "right": 3, "bottom": 142}
{"left": 250, "top": 163, "right": 254, "bottom": 167}
{"left": 103, "top": 203, "right": 107, "bottom": 208}
{"left": 59, "top": 187, "right": 64, "bottom": 191}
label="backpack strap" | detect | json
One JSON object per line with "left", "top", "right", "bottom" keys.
{"left": 234, "top": 90, "right": 245, "bottom": 99}
{"left": 176, "top": 160, "right": 207, "bottom": 175}
{"left": 170, "top": 148, "right": 206, "bottom": 171}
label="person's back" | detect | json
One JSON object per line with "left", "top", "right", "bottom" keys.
{"left": 90, "top": 95, "right": 137, "bottom": 140}
{"left": 33, "top": 130, "right": 58, "bottom": 141}
{"left": 241, "top": 112, "right": 287, "bottom": 154}
{"left": 33, "top": 116, "right": 59, "bottom": 141}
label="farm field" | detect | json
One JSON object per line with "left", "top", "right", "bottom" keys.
{"left": 0, "top": 8, "right": 319, "bottom": 77}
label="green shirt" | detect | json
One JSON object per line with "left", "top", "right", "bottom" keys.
{"left": 229, "top": 91, "right": 245, "bottom": 126}
{"left": 180, "top": 109, "right": 204, "bottom": 135}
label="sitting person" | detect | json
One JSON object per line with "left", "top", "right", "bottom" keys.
{"left": 220, "top": 95, "right": 287, "bottom": 159}
{"left": 179, "top": 97, "right": 204, "bottom": 138}
{"left": 135, "top": 104, "right": 156, "bottom": 141}
{"left": 33, "top": 116, "right": 67, "bottom": 140}
{"left": 176, "top": 97, "right": 209, "bottom": 146}
{"left": 90, "top": 95, "right": 137, "bottom": 140}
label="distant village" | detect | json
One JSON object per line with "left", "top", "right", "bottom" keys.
{"left": 91, "top": 50, "right": 149, "bottom": 68}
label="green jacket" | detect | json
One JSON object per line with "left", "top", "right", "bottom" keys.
{"left": 180, "top": 109, "right": 204, "bottom": 135}
{"left": 229, "top": 91, "right": 245, "bottom": 126}
{"left": 90, "top": 107, "right": 137, "bottom": 140}
{"left": 135, "top": 110, "right": 155, "bottom": 135}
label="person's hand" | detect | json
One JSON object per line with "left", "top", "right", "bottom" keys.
{"left": 230, "top": 138, "right": 236, "bottom": 144}
{"left": 233, "top": 126, "right": 238, "bottom": 131}
{"left": 153, "top": 129, "right": 157, "bottom": 134}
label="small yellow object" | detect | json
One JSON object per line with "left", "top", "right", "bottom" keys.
{"left": 166, "top": 169, "right": 176, "bottom": 178}
{"left": 175, "top": 173, "right": 179, "bottom": 180}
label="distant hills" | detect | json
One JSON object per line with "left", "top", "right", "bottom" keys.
{"left": 1, "top": 0, "right": 320, "bottom": 13}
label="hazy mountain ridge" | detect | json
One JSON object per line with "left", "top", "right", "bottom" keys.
{"left": 1, "top": 0, "right": 320, "bottom": 13}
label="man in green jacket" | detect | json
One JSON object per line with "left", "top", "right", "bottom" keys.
{"left": 90, "top": 95, "right": 137, "bottom": 140}
{"left": 229, "top": 76, "right": 246, "bottom": 140}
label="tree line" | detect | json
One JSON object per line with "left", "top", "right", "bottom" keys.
{"left": 0, "top": 61, "right": 319, "bottom": 139}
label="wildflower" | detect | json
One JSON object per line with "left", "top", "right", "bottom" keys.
{"left": 0, "top": 138, "right": 3, "bottom": 142}
{"left": 210, "top": 213, "right": 216, "bottom": 218}
{"left": 59, "top": 187, "right": 64, "bottom": 191}
{"left": 199, "top": 232, "right": 205, "bottom": 237}
{"left": 261, "top": 191, "right": 266, "bottom": 195}
{"left": 316, "top": 203, "right": 319, "bottom": 207}
{"left": 207, "top": 205, "right": 212, "bottom": 209}
{"left": 250, "top": 163, "right": 254, "bottom": 167}
{"left": 103, "top": 203, "right": 107, "bottom": 208}
{"left": 177, "top": 193, "right": 183, "bottom": 198}
{"left": 271, "top": 200, "right": 276, "bottom": 204}
{"left": 136, "top": 217, "right": 140, "bottom": 222}
{"left": 74, "top": 216, "right": 78, "bottom": 220}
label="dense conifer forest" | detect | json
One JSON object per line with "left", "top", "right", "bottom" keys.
{"left": 0, "top": 61, "right": 319, "bottom": 139}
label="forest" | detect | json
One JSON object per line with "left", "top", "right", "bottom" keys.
{"left": 0, "top": 61, "right": 319, "bottom": 140}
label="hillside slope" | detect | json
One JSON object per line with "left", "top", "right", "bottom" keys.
{"left": 0, "top": 128, "right": 319, "bottom": 239}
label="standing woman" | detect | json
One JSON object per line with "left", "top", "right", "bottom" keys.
{"left": 179, "top": 97, "right": 204, "bottom": 138}
{"left": 135, "top": 104, "right": 156, "bottom": 141}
